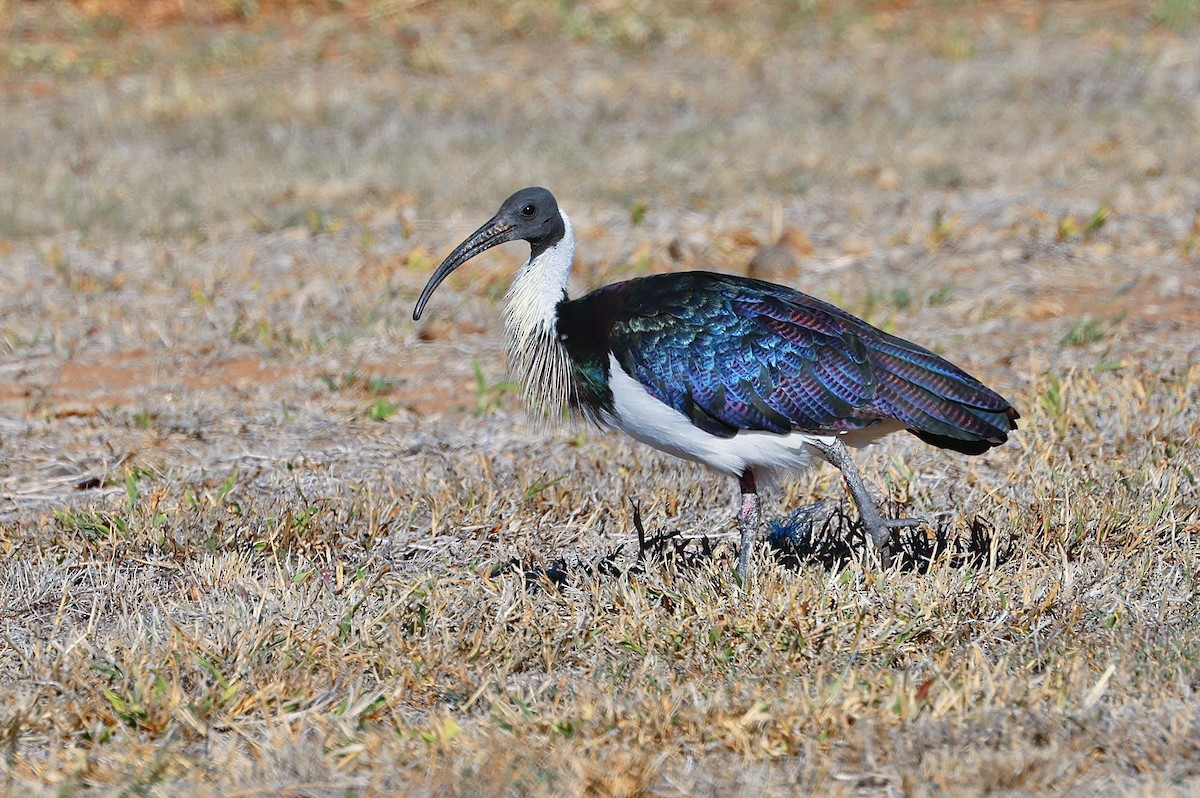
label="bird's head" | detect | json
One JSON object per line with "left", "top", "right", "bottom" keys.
{"left": 412, "top": 187, "right": 565, "bottom": 321}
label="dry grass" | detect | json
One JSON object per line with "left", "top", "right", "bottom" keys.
{"left": 2, "top": 1, "right": 1200, "bottom": 795}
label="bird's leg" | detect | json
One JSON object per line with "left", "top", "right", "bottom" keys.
{"left": 736, "top": 470, "right": 760, "bottom": 584}
{"left": 807, "top": 437, "right": 922, "bottom": 556}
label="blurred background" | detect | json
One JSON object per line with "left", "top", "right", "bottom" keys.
{"left": 1, "top": 0, "right": 1198, "bottom": 503}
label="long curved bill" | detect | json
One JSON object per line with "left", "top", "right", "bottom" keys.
{"left": 412, "top": 217, "right": 516, "bottom": 320}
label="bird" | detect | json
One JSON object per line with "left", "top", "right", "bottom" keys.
{"left": 412, "top": 187, "right": 1019, "bottom": 581}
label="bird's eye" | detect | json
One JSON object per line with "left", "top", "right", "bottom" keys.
{"left": 520, "top": 204, "right": 536, "bottom": 217}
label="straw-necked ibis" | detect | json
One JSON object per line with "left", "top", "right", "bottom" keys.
{"left": 412, "top": 187, "right": 1019, "bottom": 580}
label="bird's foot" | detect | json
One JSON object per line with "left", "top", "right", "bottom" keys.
{"left": 861, "top": 514, "right": 928, "bottom": 568}
{"left": 805, "top": 437, "right": 928, "bottom": 563}
{"left": 861, "top": 512, "right": 926, "bottom": 545}
{"left": 882, "top": 516, "right": 927, "bottom": 530}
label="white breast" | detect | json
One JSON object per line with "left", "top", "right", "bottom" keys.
{"left": 600, "top": 354, "right": 901, "bottom": 477}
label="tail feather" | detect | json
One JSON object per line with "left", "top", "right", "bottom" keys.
{"left": 875, "top": 371, "right": 1003, "bottom": 439}
{"left": 867, "top": 340, "right": 1019, "bottom": 453}
{"left": 911, "top": 429, "right": 1001, "bottom": 455}
{"left": 871, "top": 339, "right": 1011, "bottom": 412}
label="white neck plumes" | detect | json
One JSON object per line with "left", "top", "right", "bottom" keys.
{"left": 503, "top": 210, "right": 577, "bottom": 418}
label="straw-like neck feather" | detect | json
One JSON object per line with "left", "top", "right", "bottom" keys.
{"left": 503, "top": 210, "right": 577, "bottom": 418}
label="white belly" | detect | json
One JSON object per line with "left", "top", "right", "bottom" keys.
{"left": 601, "top": 354, "right": 900, "bottom": 477}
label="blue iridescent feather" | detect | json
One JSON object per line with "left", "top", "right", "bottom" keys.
{"left": 560, "top": 271, "right": 1018, "bottom": 451}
